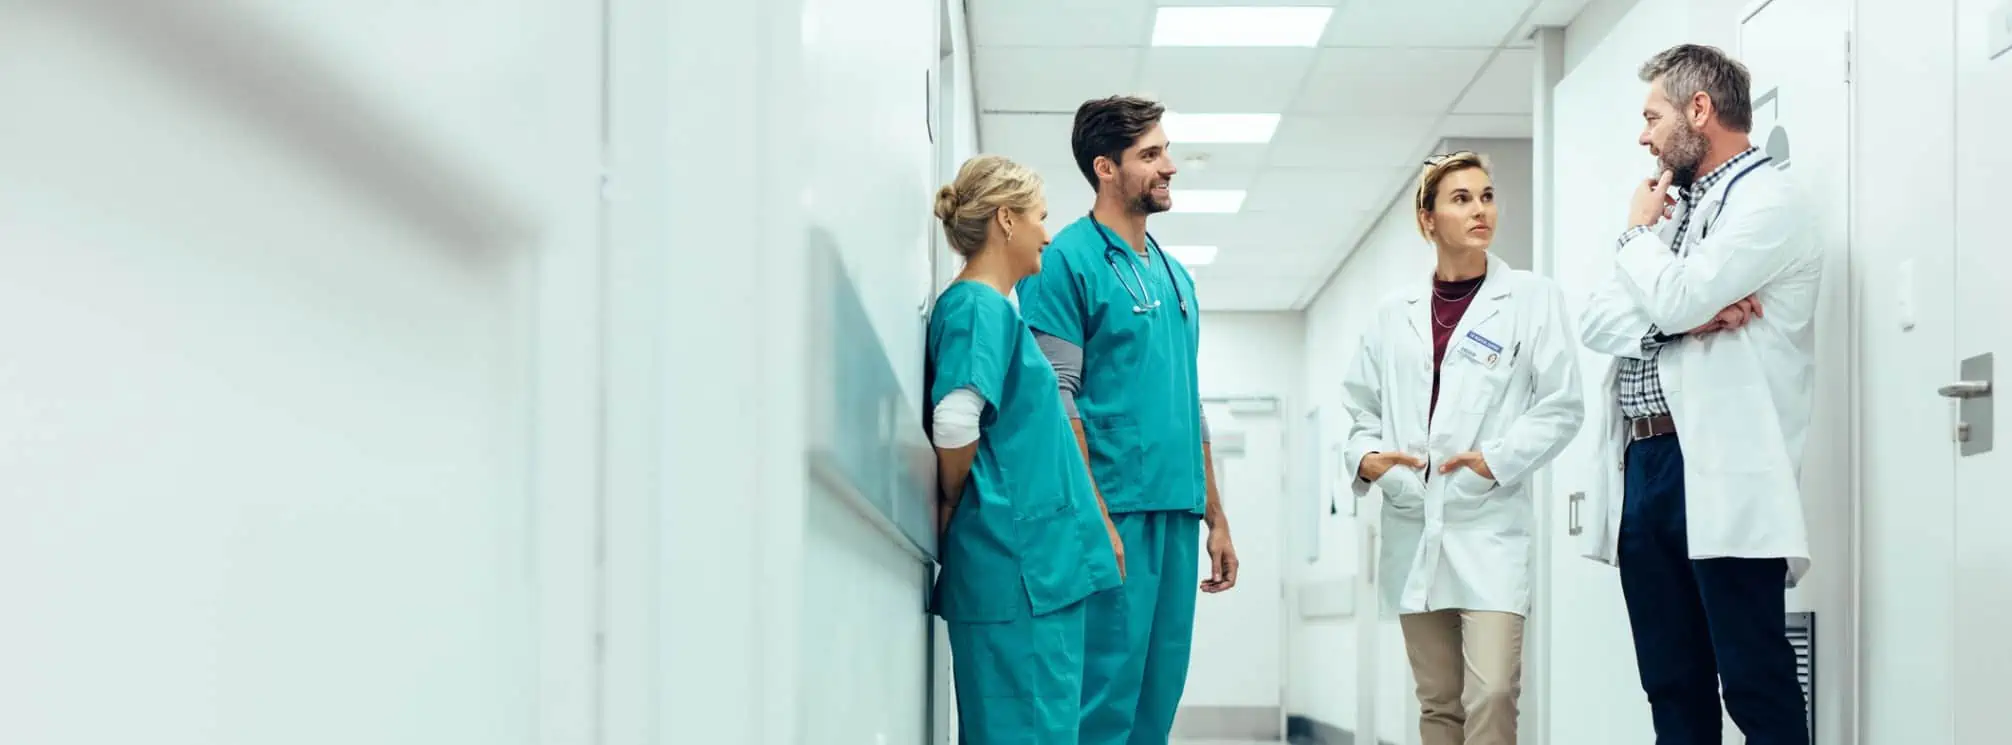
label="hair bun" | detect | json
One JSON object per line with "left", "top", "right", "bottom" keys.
{"left": 933, "top": 185, "right": 960, "bottom": 224}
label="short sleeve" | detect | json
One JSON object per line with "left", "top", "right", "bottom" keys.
{"left": 1015, "top": 248, "right": 1088, "bottom": 347}
{"left": 926, "top": 290, "right": 1015, "bottom": 413}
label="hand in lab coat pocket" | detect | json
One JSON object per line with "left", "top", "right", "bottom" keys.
{"left": 1372, "top": 457, "right": 1429, "bottom": 518}
{"left": 1440, "top": 451, "right": 1498, "bottom": 504}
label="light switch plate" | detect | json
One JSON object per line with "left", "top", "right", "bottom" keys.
{"left": 1992, "top": 0, "right": 2012, "bottom": 60}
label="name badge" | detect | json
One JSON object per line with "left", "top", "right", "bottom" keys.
{"left": 1459, "top": 334, "right": 1502, "bottom": 369}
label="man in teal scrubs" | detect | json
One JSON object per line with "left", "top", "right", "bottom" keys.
{"left": 1015, "top": 95, "right": 1241, "bottom": 745}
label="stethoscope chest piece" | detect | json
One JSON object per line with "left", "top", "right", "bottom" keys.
{"left": 1090, "top": 212, "right": 1188, "bottom": 319}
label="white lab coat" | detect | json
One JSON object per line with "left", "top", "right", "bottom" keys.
{"left": 1576, "top": 160, "right": 1821, "bottom": 585}
{"left": 1342, "top": 253, "right": 1586, "bottom": 616}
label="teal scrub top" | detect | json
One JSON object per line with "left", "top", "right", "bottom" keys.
{"left": 926, "top": 281, "right": 1122, "bottom": 623}
{"left": 1015, "top": 215, "right": 1207, "bottom": 516}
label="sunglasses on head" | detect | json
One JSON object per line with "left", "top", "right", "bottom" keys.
{"left": 1422, "top": 150, "right": 1480, "bottom": 167}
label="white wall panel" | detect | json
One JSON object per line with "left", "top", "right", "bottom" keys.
{"left": 0, "top": 4, "right": 559, "bottom": 743}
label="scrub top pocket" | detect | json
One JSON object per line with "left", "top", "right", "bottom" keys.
{"left": 1013, "top": 503, "right": 1099, "bottom": 618}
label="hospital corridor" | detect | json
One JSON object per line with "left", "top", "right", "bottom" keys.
{"left": 5, "top": 0, "right": 2012, "bottom": 743}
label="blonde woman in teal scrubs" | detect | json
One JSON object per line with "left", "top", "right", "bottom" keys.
{"left": 926, "top": 154, "right": 1123, "bottom": 745}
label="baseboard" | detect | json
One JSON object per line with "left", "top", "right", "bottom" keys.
{"left": 1171, "top": 706, "right": 1282, "bottom": 740}
{"left": 1285, "top": 714, "right": 1400, "bottom": 745}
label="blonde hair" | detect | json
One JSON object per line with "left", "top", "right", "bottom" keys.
{"left": 1414, "top": 150, "right": 1491, "bottom": 241}
{"left": 933, "top": 155, "right": 1044, "bottom": 258}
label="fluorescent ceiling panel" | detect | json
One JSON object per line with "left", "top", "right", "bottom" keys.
{"left": 1164, "top": 245, "right": 1219, "bottom": 266}
{"left": 1150, "top": 7, "right": 1334, "bottom": 47}
{"left": 1169, "top": 189, "right": 1247, "bottom": 214}
{"left": 1163, "top": 112, "right": 1281, "bottom": 144}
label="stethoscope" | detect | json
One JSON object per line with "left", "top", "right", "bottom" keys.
{"left": 1088, "top": 212, "right": 1188, "bottom": 317}
{"left": 1696, "top": 155, "right": 1773, "bottom": 242}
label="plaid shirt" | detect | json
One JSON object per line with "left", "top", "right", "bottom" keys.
{"left": 1613, "top": 147, "right": 1763, "bottom": 419}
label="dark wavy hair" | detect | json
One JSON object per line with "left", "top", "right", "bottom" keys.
{"left": 1070, "top": 95, "right": 1165, "bottom": 190}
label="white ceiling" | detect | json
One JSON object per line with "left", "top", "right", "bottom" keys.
{"left": 970, "top": 0, "right": 1594, "bottom": 310}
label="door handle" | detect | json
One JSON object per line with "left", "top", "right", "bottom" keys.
{"left": 1939, "top": 380, "right": 1992, "bottom": 399}
{"left": 1567, "top": 491, "right": 1584, "bottom": 536}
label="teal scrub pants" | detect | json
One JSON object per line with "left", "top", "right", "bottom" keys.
{"left": 948, "top": 596, "right": 1090, "bottom": 744}
{"left": 1079, "top": 510, "right": 1203, "bottom": 745}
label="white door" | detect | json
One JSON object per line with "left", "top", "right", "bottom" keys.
{"left": 1949, "top": 2, "right": 2012, "bottom": 741}
{"left": 1738, "top": 1, "right": 1855, "bottom": 741}
{"left": 1183, "top": 401, "right": 1287, "bottom": 738}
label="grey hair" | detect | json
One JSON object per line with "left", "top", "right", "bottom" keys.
{"left": 1639, "top": 44, "right": 1753, "bottom": 133}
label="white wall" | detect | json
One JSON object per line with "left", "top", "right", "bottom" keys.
{"left": 799, "top": 0, "right": 979, "bottom": 743}
{"left": 0, "top": 2, "right": 590, "bottom": 744}
{"left": 654, "top": 0, "right": 972, "bottom": 742}
{"left": 1201, "top": 312, "right": 1308, "bottom": 401}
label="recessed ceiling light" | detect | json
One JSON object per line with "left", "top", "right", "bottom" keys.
{"left": 1150, "top": 6, "right": 1333, "bottom": 47}
{"left": 1164, "top": 245, "right": 1219, "bottom": 266}
{"left": 1170, "top": 189, "right": 1246, "bottom": 214}
{"left": 1163, "top": 112, "right": 1281, "bottom": 144}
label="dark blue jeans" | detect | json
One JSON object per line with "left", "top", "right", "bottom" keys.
{"left": 1617, "top": 434, "right": 1809, "bottom": 745}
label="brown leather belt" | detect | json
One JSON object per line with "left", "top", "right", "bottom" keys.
{"left": 1627, "top": 414, "right": 1678, "bottom": 442}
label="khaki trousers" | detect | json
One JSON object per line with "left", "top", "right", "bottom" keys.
{"left": 1399, "top": 610, "right": 1526, "bottom": 745}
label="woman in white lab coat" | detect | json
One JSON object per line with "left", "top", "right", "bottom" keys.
{"left": 1339, "top": 151, "right": 1586, "bottom": 745}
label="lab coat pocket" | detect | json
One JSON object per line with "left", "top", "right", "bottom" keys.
{"left": 1447, "top": 466, "right": 1497, "bottom": 504}
{"left": 1376, "top": 468, "right": 1427, "bottom": 518}
{"left": 1014, "top": 504, "right": 1098, "bottom": 618}
{"left": 1462, "top": 359, "right": 1516, "bottom": 414}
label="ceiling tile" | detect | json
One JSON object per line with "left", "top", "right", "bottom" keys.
{"left": 1321, "top": 0, "right": 1530, "bottom": 48}
{"left": 1525, "top": 0, "right": 1598, "bottom": 27}
{"left": 976, "top": 47, "right": 1142, "bottom": 112}
{"left": 1149, "top": 208, "right": 1370, "bottom": 253}
{"left": 1453, "top": 49, "right": 1536, "bottom": 115}
{"left": 1166, "top": 163, "right": 1263, "bottom": 191}
{"left": 1438, "top": 113, "right": 1533, "bottom": 138}
{"left": 1137, "top": 48, "right": 1317, "bottom": 114}
{"left": 981, "top": 113, "right": 1076, "bottom": 161}
{"left": 1265, "top": 114, "right": 1440, "bottom": 169}
{"left": 1242, "top": 166, "right": 1411, "bottom": 213}
{"left": 1167, "top": 143, "right": 1274, "bottom": 171}
{"left": 968, "top": 0, "right": 1153, "bottom": 48}
{"left": 1292, "top": 48, "right": 1492, "bottom": 115}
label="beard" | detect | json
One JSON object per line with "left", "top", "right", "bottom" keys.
{"left": 1657, "top": 121, "right": 1711, "bottom": 188}
{"left": 1128, "top": 176, "right": 1172, "bottom": 215}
